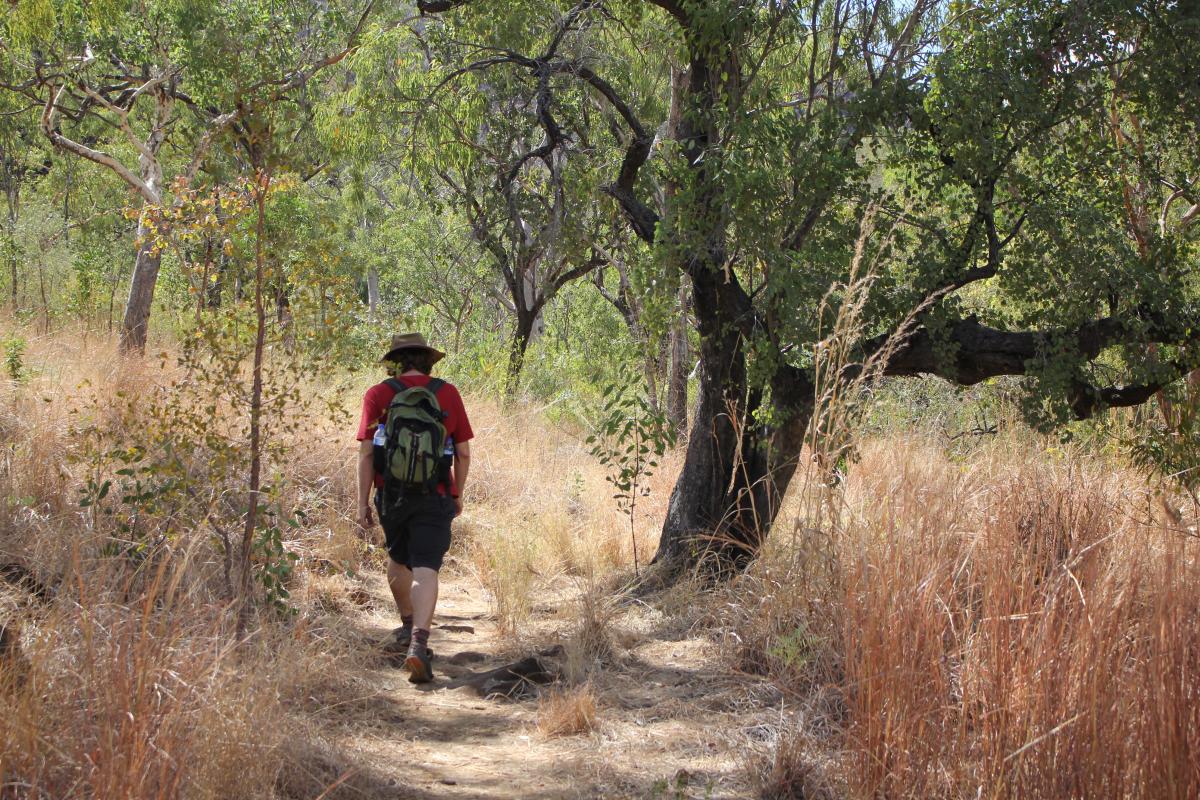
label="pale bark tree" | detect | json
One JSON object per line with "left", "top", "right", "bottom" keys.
{"left": 35, "top": 64, "right": 235, "bottom": 352}
{"left": 11, "top": 1, "right": 377, "bottom": 352}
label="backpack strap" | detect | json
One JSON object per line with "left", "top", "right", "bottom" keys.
{"left": 426, "top": 378, "right": 445, "bottom": 394}
{"left": 383, "top": 377, "right": 407, "bottom": 394}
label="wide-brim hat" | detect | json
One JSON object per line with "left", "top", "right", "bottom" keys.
{"left": 381, "top": 332, "right": 446, "bottom": 364}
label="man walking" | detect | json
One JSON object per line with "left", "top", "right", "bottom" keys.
{"left": 356, "top": 333, "right": 473, "bottom": 683}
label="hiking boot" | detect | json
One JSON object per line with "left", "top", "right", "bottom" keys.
{"left": 382, "top": 625, "right": 412, "bottom": 655}
{"left": 393, "top": 625, "right": 413, "bottom": 648}
{"left": 404, "top": 642, "right": 435, "bottom": 684}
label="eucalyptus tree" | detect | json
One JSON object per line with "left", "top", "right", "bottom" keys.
{"left": 404, "top": 0, "right": 1200, "bottom": 575}
{"left": 0, "top": 0, "right": 376, "bottom": 352}
{"left": 423, "top": 95, "right": 609, "bottom": 390}
{"left": 334, "top": 4, "right": 652, "bottom": 389}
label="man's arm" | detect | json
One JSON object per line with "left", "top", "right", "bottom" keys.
{"left": 451, "top": 441, "right": 471, "bottom": 517}
{"left": 357, "top": 438, "right": 376, "bottom": 529}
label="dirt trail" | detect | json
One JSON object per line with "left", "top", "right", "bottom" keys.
{"left": 314, "top": 568, "right": 782, "bottom": 799}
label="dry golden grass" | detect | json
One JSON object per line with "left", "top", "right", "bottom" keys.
{"left": 748, "top": 731, "right": 835, "bottom": 800}
{"left": 7, "top": 323, "right": 1198, "bottom": 799}
{"left": 732, "top": 436, "right": 1200, "bottom": 799}
{"left": 0, "top": 559, "right": 283, "bottom": 798}
{"left": 0, "top": 324, "right": 681, "bottom": 798}
{"left": 536, "top": 683, "right": 599, "bottom": 738}
{"left": 0, "top": 327, "right": 386, "bottom": 798}
{"left": 457, "top": 395, "right": 680, "bottom": 634}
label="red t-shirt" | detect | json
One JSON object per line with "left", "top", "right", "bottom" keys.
{"left": 356, "top": 374, "right": 474, "bottom": 493}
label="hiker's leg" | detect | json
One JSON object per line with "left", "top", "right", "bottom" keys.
{"left": 386, "top": 559, "right": 414, "bottom": 617}
{"left": 404, "top": 498, "right": 452, "bottom": 682}
{"left": 407, "top": 495, "right": 454, "bottom": 630}
{"left": 378, "top": 493, "right": 414, "bottom": 621}
{"left": 410, "top": 566, "right": 439, "bottom": 630}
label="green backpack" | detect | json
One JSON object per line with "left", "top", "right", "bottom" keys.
{"left": 379, "top": 377, "right": 450, "bottom": 504}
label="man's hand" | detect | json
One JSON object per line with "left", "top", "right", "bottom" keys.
{"left": 453, "top": 496, "right": 464, "bottom": 518}
{"left": 357, "top": 503, "right": 375, "bottom": 530}
{"left": 357, "top": 439, "right": 376, "bottom": 531}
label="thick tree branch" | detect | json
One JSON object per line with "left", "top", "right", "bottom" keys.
{"left": 879, "top": 315, "right": 1198, "bottom": 419}
{"left": 417, "top": 0, "right": 473, "bottom": 11}
{"left": 594, "top": 266, "right": 635, "bottom": 323}
{"left": 546, "top": 252, "right": 605, "bottom": 297}
{"left": 543, "top": 1, "right": 602, "bottom": 60}
{"left": 503, "top": 69, "right": 566, "bottom": 188}
{"left": 423, "top": 47, "right": 662, "bottom": 243}
{"left": 1067, "top": 380, "right": 1168, "bottom": 420}
{"left": 642, "top": 0, "right": 689, "bottom": 27}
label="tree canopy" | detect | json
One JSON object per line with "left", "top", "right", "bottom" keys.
{"left": 2, "top": 0, "right": 1198, "bottom": 572}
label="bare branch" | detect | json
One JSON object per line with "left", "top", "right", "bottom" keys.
{"left": 40, "top": 84, "right": 159, "bottom": 203}
{"left": 182, "top": 110, "right": 239, "bottom": 185}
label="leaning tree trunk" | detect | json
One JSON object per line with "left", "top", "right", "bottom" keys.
{"left": 119, "top": 212, "right": 163, "bottom": 353}
{"left": 6, "top": 181, "right": 17, "bottom": 314}
{"left": 653, "top": 271, "right": 814, "bottom": 575}
{"left": 366, "top": 266, "right": 381, "bottom": 321}
{"left": 118, "top": 99, "right": 168, "bottom": 355}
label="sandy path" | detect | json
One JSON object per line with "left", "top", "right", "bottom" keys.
{"left": 310, "top": 568, "right": 781, "bottom": 799}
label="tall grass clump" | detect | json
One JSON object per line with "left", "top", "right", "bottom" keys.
{"left": 719, "top": 206, "right": 1200, "bottom": 797}
{"left": 0, "top": 559, "right": 285, "bottom": 799}
{"left": 0, "top": 328, "right": 371, "bottom": 799}
{"left": 735, "top": 431, "right": 1200, "bottom": 799}
{"left": 460, "top": 396, "right": 678, "bottom": 633}
{"left": 838, "top": 446, "right": 1200, "bottom": 799}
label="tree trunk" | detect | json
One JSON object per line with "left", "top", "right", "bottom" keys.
{"left": 506, "top": 307, "right": 536, "bottom": 395}
{"left": 6, "top": 183, "right": 17, "bottom": 314}
{"left": 238, "top": 172, "right": 271, "bottom": 639}
{"left": 207, "top": 190, "right": 228, "bottom": 310}
{"left": 276, "top": 280, "right": 295, "bottom": 352}
{"left": 654, "top": 347, "right": 812, "bottom": 574}
{"left": 119, "top": 213, "right": 162, "bottom": 353}
{"left": 522, "top": 266, "right": 545, "bottom": 344}
{"left": 653, "top": 33, "right": 813, "bottom": 575}
{"left": 198, "top": 238, "right": 212, "bottom": 322}
{"left": 667, "top": 282, "right": 691, "bottom": 437}
{"left": 116, "top": 89, "right": 170, "bottom": 354}
{"left": 642, "top": 351, "right": 662, "bottom": 412}
{"left": 366, "top": 266, "right": 381, "bottom": 320}
{"left": 207, "top": 251, "right": 226, "bottom": 309}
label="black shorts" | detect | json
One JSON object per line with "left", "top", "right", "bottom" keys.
{"left": 374, "top": 491, "right": 455, "bottom": 571}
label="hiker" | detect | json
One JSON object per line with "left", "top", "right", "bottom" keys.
{"left": 356, "top": 333, "right": 473, "bottom": 683}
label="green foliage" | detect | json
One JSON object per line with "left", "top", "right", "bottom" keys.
{"left": 253, "top": 508, "right": 302, "bottom": 612}
{"left": 1128, "top": 391, "right": 1200, "bottom": 502}
{"left": 768, "top": 625, "right": 828, "bottom": 676}
{"left": 587, "top": 371, "right": 676, "bottom": 574}
{"left": 4, "top": 0, "right": 1200, "bottom": 526}
{"left": 3, "top": 334, "right": 26, "bottom": 383}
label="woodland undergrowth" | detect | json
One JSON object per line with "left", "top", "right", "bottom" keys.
{"left": 0, "top": 325, "right": 669, "bottom": 798}
{"left": 2, "top": 326, "right": 1198, "bottom": 799}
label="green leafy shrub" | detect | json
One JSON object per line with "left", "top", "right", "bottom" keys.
{"left": 586, "top": 372, "right": 676, "bottom": 575}
{"left": 4, "top": 335, "right": 26, "bottom": 383}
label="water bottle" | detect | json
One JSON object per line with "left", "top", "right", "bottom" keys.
{"left": 440, "top": 435, "right": 455, "bottom": 487}
{"left": 373, "top": 423, "right": 387, "bottom": 447}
